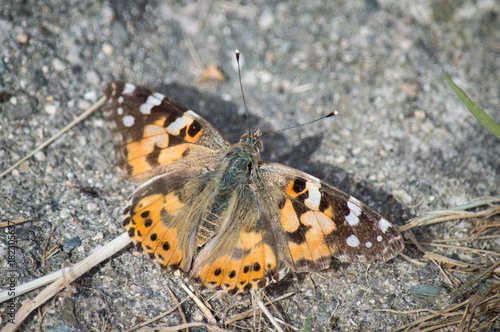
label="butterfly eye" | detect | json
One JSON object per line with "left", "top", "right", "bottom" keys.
{"left": 253, "top": 140, "right": 263, "bottom": 152}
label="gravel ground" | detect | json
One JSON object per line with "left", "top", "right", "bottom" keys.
{"left": 1, "top": 0, "right": 499, "bottom": 331}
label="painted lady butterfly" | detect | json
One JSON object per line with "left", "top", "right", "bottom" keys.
{"left": 103, "top": 81, "right": 404, "bottom": 294}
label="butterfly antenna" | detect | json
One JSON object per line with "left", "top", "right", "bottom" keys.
{"left": 269, "top": 111, "right": 338, "bottom": 136}
{"left": 235, "top": 50, "right": 251, "bottom": 136}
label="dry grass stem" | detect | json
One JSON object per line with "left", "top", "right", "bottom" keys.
{"left": 0, "top": 233, "right": 132, "bottom": 332}
{"left": 0, "top": 218, "right": 38, "bottom": 228}
{"left": 401, "top": 196, "right": 500, "bottom": 232}
{"left": 179, "top": 282, "right": 217, "bottom": 324}
{"left": 396, "top": 196, "right": 500, "bottom": 332}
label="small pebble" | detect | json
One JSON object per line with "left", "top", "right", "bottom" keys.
{"left": 59, "top": 208, "right": 71, "bottom": 219}
{"left": 83, "top": 90, "right": 97, "bottom": 101}
{"left": 34, "top": 151, "right": 46, "bottom": 161}
{"left": 19, "top": 162, "right": 29, "bottom": 173}
{"left": 101, "top": 42, "right": 114, "bottom": 55}
{"left": 258, "top": 70, "right": 273, "bottom": 84}
{"left": 414, "top": 110, "right": 426, "bottom": 119}
{"left": 63, "top": 236, "right": 82, "bottom": 252}
{"left": 16, "top": 228, "right": 32, "bottom": 240}
{"left": 192, "top": 311, "right": 204, "bottom": 322}
{"left": 44, "top": 104, "right": 57, "bottom": 115}
{"left": 52, "top": 58, "right": 66, "bottom": 71}
{"left": 86, "top": 202, "right": 98, "bottom": 212}
{"left": 16, "top": 32, "right": 28, "bottom": 44}
{"left": 410, "top": 284, "right": 441, "bottom": 301}
{"left": 85, "top": 70, "right": 100, "bottom": 86}
{"left": 92, "top": 232, "right": 104, "bottom": 241}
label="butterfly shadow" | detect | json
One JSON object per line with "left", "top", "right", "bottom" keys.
{"left": 153, "top": 82, "right": 265, "bottom": 144}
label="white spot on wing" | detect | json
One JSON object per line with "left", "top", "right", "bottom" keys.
{"left": 379, "top": 218, "right": 391, "bottom": 233}
{"left": 140, "top": 103, "right": 154, "bottom": 114}
{"left": 304, "top": 182, "right": 321, "bottom": 210}
{"left": 118, "top": 96, "right": 124, "bottom": 103}
{"left": 139, "top": 94, "right": 163, "bottom": 114}
{"left": 345, "top": 211, "right": 359, "bottom": 226}
{"left": 117, "top": 107, "right": 123, "bottom": 115}
{"left": 348, "top": 196, "right": 361, "bottom": 205}
{"left": 123, "top": 83, "right": 136, "bottom": 95}
{"left": 346, "top": 235, "right": 360, "bottom": 247}
{"left": 153, "top": 92, "right": 165, "bottom": 100}
{"left": 365, "top": 241, "right": 372, "bottom": 248}
{"left": 347, "top": 199, "right": 362, "bottom": 216}
{"left": 167, "top": 113, "right": 193, "bottom": 135}
{"left": 123, "top": 115, "right": 135, "bottom": 127}
{"left": 148, "top": 94, "right": 162, "bottom": 105}
{"left": 377, "top": 235, "right": 383, "bottom": 242}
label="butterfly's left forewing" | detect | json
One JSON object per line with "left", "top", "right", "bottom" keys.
{"left": 103, "top": 82, "right": 230, "bottom": 182}
{"left": 256, "top": 162, "right": 404, "bottom": 272}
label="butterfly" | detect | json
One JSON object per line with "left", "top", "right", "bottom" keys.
{"left": 102, "top": 81, "right": 404, "bottom": 295}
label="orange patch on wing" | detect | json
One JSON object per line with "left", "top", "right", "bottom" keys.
{"left": 157, "top": 144, "right": 189, "bottom": 165}
{"left": 128, "top": 194, "right": 164, "bottom": 241}
{"left": 302, "top": 211, "right": 336, "bottom": 234}
{"left": 284, "top": 180, "right": 306, "bottom": 198}
{"left": 237, "top": 242, "right": 276, "bottom": 290}
{"left": 197, "top": 232, "right": 278, "bottom": 292}
{"left": 288, "top": 211, "right": 336, "bottom": 264}
{"left": 197, "top": 255, "right": 233, "bottom": 287}
{"left": 239, "top": 231, "right": 262, "bottom": 250}
{"left": 235, "top": 232, "right": 277, "bottom": 291}
{"left": 322, "top": 205, "right": 334, "bottom": 218}
{"left": 143, "top": 125, "right": 169, "bottom": 148}
{"left": 218, "top": 258, "right": 242, "bottom": 290}
{"left": 134, "top": 194, "right": 165, "bottom": 212}
{"left": 288, "top": 240, "right": 314, "bottom": 262}
{"left": 154, "top": 227, "right": 184, "bottom": 268}
{"left": 280, "top": 199, "right": 300, "bottom": 232}
{"left": 163, "top": 192, "right": 185, "bottom": 215}
{"left": 126, "top": 141, "right": 147, "bottom": 161}
{"left": 301, "top": 211, "right": 335, "bottom": 260}
{"left": 126, "top": 155, "right": 151, "bottom": 177}
{"left": 153, "top": 118, "right": 166, "bottom": 127}
{"left": 127, "top": 194, "right": 185, "bottom": 269}
{"left": 184, "top": 128, "right": 203, "bottom": 143}
{"left": 126, "top": 127, "right": 169, "bottom": 160}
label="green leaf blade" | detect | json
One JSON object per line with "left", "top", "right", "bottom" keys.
{"left": 443, "top": 70, "right": 500, "bottom": 140}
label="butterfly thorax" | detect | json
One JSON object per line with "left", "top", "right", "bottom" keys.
{"left": 196, "top": 129, "right": 262, "bottom": 246}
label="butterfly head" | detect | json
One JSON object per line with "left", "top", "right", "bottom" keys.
{"left": 239, "top": 127, "right": 263, "bottom": 153}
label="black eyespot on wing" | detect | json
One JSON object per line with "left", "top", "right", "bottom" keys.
{"left": 292, "top": 178, "right": 307, "bottom": 194}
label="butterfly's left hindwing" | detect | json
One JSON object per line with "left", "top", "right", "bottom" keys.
{"left": 123, "top": 166, "right": 219, "bottom": 272}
